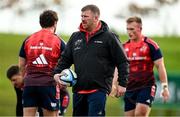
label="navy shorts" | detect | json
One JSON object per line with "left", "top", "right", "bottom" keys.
{"left": 23, "top": 86, "right": 59, "bottom": 111}
{"left": 73, "top": 90, "right": 106, "bottom": 116}
{"left": 124, "top": 85, "right": 157, "bottom": 112}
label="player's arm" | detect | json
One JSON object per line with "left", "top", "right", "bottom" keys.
{"left": 109, "top": 67, "right": 118, "bottom": 97}
{"left": 154, "top": 58, "right": 170, "bottom": 102}
{"left": 109, "top": 33, "right": 129, "bottom": 97}
{"left": 110, "top": 67, "right": 126, "bottom": 97}
{"left": 147, "top": 38, "right": 170, "bottom": 102}
{"left": 19, "top": 40, "right": 27, "bottom": 77}
{"left": 53, "top": 33, "right": 76, "bottom": 84}
{"left": 19, "top": 57, "right": 26, "bottom": 77}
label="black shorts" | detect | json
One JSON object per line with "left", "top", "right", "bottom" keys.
{"left": 124, "top": 85, "right": 157, "bottom": 112}
{"left": 23, "top": 86, "right": 59, "bottom": 111}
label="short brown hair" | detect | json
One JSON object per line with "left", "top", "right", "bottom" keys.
{"left": 126, "top": 16, "right": 142, "bottom": 25}
{"left": 81, "top": 4, "right": 100, "bottom": 17}
{"left": 39, "top": 10, "right": 58, "bottom": 28}
{"left": 6, "top": 65, "right": 19, "bottom": 79}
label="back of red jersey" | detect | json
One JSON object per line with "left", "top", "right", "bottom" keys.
{"left": 20, "top": 29, "right": 64, "bottom": 86}
{"left": 123, "top": 36, "right": 162, "bottom": 91}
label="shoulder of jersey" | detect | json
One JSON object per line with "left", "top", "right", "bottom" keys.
{"left": 145, "top": 38, "right": 159, "bottom": 49}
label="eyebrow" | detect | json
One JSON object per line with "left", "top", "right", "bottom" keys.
{"left": 127, "top": 28, "right": 134, "bottom": 30}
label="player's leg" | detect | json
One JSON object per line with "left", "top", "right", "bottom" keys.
{"left": 73, "top": 93, "right": 88, "bottom": 116}
{"left": 43, "top": 108, "right": 58, "bottom": 116}
{"left": 124, "top": 90, "right": 137, "bottom": 116}
{"left": 23, "top": 86, "right": 38, "bottom": 116}
{"left": 39, "top": 86, "right": 59, "bottom": 116}
{"left": 125, "top": 110, "right": 135, "bottom": 117}
{"left": 135, "top": 103, "right": 151, "bottom": 116}
{"left": 88, "top": 91, "right": 106, "bottom": 116}
{"left": 135, "top": 85, "right": 156, "bottom": 116}
{"left": 23, "top": 107, "right": 37, "bottom": 116}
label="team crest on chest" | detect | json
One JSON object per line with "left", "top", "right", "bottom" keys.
{"left": 140, "top": 45, "right": 147, "bottom": 52}
{"left": 125, "top": 48, "right": 129, "bottom": 52}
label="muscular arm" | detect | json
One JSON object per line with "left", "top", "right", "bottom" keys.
{"left": 110, "top": 67, "right": 128, "bottom": 97}
{"left": 19, "top": 39, "right": 27, "bottom": 77}
{"left": 154, "top": 58, "right": 167, "bottom": 84}
{"left": 154, "top": 58, "right": 170, "bottom": 102}
{"left": 109, "top": 67, "right": 119, "bottom": 97}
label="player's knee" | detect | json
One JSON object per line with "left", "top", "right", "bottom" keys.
{"left": 135, "top": 109, "right": 149, "bottom": 116}
{"left": 135, "top": 103, "right": 150, "bottom": 116}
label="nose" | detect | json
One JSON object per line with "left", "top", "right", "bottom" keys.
{"left": 127, "top": 30, "right": 131, "bottom": 35}
{"left": 81, "top": 16, "right": 85, "bottom": 21}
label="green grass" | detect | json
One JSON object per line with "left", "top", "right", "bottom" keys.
{"left": 0, "top": 33, "right": 180, "bottom": 116}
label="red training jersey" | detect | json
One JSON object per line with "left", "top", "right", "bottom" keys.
{"left": 123, "top": 36, "right": 162, "bottom": 91}
{"left": 19, "top": 29, "right": 65, "bottom": 86}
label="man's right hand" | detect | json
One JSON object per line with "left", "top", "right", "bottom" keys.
{"left": 54, "top": 73, "right": 61, "bottom": 84}
{"left": 116, "top": 85, "right": 126, "bottom": 97}
{"left": 54, "top": 73, "right": 68, "bottom": 89}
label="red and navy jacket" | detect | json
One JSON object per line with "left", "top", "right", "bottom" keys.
{"left": 123, "top": 36, "right": 162, "bottom": 91}
{"left": 53, "top": 21, "right": 129, "bottom": 94}
{"left": 19, "top": 29, "right": 65, "bottom": 87}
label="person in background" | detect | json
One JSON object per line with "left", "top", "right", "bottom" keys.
{"left": 6, "top": 65, "right": 43, "bottom": 116}
{"left": 53, "top": 4, "right": 129, "bottom": 116}
{"left": 19, "top": 10, "right": 66, "bottom": 116}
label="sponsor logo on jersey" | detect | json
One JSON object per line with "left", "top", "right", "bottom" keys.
{"left": 30, "top": 42, "right": 52, "bottom": 51}
{"left": 128, "top": 56, "right": 146, "bottom": 60}
{"left": 125, "top": 48, "right": 129, "bottom": 52}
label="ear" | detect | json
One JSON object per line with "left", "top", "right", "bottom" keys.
{"left": 54, "top": 22, "right": 57, "bottom": 27}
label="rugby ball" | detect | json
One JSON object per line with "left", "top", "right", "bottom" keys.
{"left": 59, "top": 69, "right": 77, "bottom": 87}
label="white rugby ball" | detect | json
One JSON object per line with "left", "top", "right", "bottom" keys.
{"left": 60, "top": 69, "right": 77, "bottom": 87}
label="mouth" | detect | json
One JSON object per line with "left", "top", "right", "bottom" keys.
{"left": 14, "top": 84, "right": 20, "bottom": 88}
{"left": 128, "top": 35, "right": 132, "bottom": 38}
{"left": 82, "top": 23, "right": 87, "bottom": 28}
{"left": 82, "top": 21, "right": 87, "bottom": 24}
